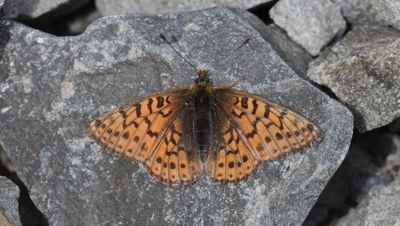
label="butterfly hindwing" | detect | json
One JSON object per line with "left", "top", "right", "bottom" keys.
{"left": 206, "top": 100, "right": 261, "bottom": 183}
{"left": 89, "top": 89, "right": 202, "bottom": 185}
{"left": 206, "top": 116, "right": 261, "bottom": 183}
{"left": 144, "top": 114, "right": 202, "bottom": 185}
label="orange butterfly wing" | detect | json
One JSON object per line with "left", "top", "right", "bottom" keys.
{"left": 207, "top": 88, "right": 323, "bottom": 183}
{"left": 88, "top": 90, "right": 202, "bottom": 185}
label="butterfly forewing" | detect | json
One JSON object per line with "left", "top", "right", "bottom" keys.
{"left": 89, "top": 89, "right": 202, "bottom": 185}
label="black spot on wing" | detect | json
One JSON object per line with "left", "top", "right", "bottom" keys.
{"left": 226, "top": 149, "right": 239, "bottom": 155}
{"left": 275, "top": 132, "right": 284, "bottom": 140}
{"left": 251, "top": 99, "right": 258, "bottom": 114}
{"left": 156, "top": 96, "right": 164, "bottom": 108}
{"left": 147, "top": 129, "right": 159, "bottom": 138}
{"left": 160, "top": 109, "right": 172, "bottom": 118}
{"left": 231, "top": 109, "right": 245, "bottom": 118}
{"left": 166, "top": 96, "right": 171, "bottom": 104}
{"left": 264, "top": 104, "right": 271, "bottom": 118}
{"left": 232, "top": 96, "right": 240, "bottom": 105}
{"left": 241, "top": 97, "right": 249, "bottom": 109}
{"left": 147, "top": 98, "right": 153, "bottom": 114}
{"left": 123, "top": 119, "right": 139, "bottom": 128}
{"left": 134, "top": 104, "right": 141, "bottom": 117}
{"left": 122, "top": 132, "right": 130, "bottom": 139}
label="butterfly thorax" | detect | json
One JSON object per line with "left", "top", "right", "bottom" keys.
{"left": 192, "top": 69, "right": 213, "bottom": 162}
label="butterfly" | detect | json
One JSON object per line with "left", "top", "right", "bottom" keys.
{"left": 88, "top": 34, "right": 323, "bottom": 185}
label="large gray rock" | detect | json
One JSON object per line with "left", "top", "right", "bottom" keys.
{"left": 0, "top": 7, "right": 353, "bottom": 226}
{"left": 307, "top": 25, "right": 400, "bottom": 132}
{"left": 335, "top": 0, "right": 400, "bottom": 30}
{"left": 0, "top": 177, "right": 21, "bottom": 226}
{"left": 269, "top": 0, "right": 346, "bottom": 56}
{"left": 96, "top": 0, "right": 271, "bottom": 15}
{"left": 1, "top": 0, "right": 89, "bottom": 19}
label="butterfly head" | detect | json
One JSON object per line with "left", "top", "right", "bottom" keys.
{"left": 194, "top": 68, "right": 212, "bottom": 87}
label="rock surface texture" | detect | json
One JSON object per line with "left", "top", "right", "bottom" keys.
{"left": 0, "top": 177, "right": 21, "bottom": 226}
{"left": 269, "top": 0, "right": 346, "bottom": 56}
{"left": 96, "top": 0, "right": 271, "bottom": 15}
{"left": 0, "top": 7, "right": 353, "bottom": 226}
{"left": 308, "top": 25, "right": 400, "bottom": 132}
{"left": 335, "top": 0, "right": 400, "bottom": 30}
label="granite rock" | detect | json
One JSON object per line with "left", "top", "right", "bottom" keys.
{"left": 269, "top": 0, "right": 346, "bottom": 56}
{"left": 96, "top": 0, "right": 271, "bottom": 15}
{"left": 1, "top": 0, "right": 89, "bottom": 19}
{"left": 335, "top": 0, "right": 400, "bottom": 30}
{"left": 0, "top": 7, "right": 353, "bottom": 226}
{"left": 0, "top": 177, "right": 21, "bottom": 226}
{"left": 307, "top": 25, "right": 400, "bottom": 132}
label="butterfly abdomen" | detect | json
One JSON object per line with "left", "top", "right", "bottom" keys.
{"left": 193, "top": 89, "right": 211, "bottom": 162}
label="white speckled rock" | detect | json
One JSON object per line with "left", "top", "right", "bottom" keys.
{"left": 96, "top": 0, "right": 271, "bottom": 15}
{"left": 307, "top": 25, "right": 400, "bottom": 132}
{"left": 0, "top": 177, "right": 21, "bottom": 226}
{"left": 0, "top": 7, "right": 352, "bottom": 225}
{"left": 270, "top": 0, "right": 346, "bottom": 56}
{"left": 334, "top": 0, "right": 400, "bottom": 30}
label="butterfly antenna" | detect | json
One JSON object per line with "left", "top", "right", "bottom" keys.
{"left": 228, "top": 75, "right": 247, "bottom": 88}
{"left": 160, "top": 33, "right": 198, "bottom": 73}
{"left": 206, "top": 37, "right": 251, "bottom": 72}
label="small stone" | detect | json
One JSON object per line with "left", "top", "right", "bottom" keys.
{"left": 335, "top": 0, "right": 400, "bottom": 30}
{"left": 307, "top": 25, "right": 400, "bottom": 132}
{"left": 270, "top": 0, "right": 346, "bottom": 56}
